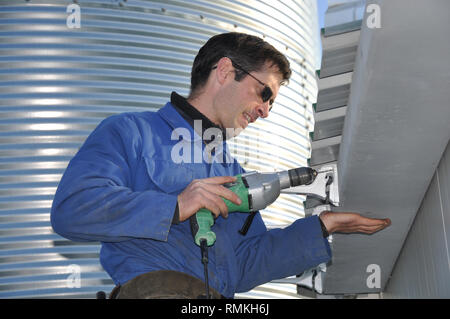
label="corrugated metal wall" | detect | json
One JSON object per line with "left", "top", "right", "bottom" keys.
{"left": 383, "top": 140, "right": 450, "bottom": 298}
{"left": 0, "top": 0, "right": 319, "bottom": 298}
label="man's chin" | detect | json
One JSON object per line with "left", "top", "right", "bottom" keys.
{"left": 224, "top": 126, "right": 245, "bottom": 139}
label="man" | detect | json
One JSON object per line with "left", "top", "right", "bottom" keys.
{"left": 51, "top": 32, "right": 391, "bottom": 299}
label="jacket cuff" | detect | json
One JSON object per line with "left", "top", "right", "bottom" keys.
{"left": 172, "top": 202, "right": 180, "bottom": 225}
{"left": 319, "top": 216, "right": 329, "bottom": 238}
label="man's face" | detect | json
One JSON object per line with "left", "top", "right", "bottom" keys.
{"left": 214, "top": 62, "right": 283, "bottom": 136}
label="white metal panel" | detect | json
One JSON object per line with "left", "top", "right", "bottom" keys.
{"left": 320, "top": 0, "right": 450, "bottom": 295}
{"left": 384, "top": 141, "right": 450, "bottom": 298}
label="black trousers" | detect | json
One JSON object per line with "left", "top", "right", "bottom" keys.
{"left": 110, "top": 270, "right": 225, "bottom": 299}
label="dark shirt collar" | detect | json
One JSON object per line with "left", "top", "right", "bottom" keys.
{"left": 170, "top": 91, "right": 227, "bottom": 142}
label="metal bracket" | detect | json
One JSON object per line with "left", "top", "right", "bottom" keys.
{"left": 272, "top": 262, "right": 327, "bottom": 294}
{"left": 281, "top": 163, "right": 339, "bottom": 206}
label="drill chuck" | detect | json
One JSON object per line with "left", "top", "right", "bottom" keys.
{"left": 288, "top": 167, "right": 317, "bottom": 187}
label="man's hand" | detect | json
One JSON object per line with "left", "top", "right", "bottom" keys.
{"left": 177, "top": 176, "right": 242, "bottom": 222}
{"left": 319, "top": 211, "right": 391, "bottom": 235}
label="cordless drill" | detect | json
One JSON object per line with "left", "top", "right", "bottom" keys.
{"left": 189, "top": 166, "right": 317, "bottom": 247}
{"left": 190, "top": 167, "right": 318, "bottom": 299}
{"left": 189, "top": 167, "right": 317, "bottom": 298}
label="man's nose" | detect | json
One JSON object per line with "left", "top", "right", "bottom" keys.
{"left": 256, "top": 101, "right": 270, "bottom": 118}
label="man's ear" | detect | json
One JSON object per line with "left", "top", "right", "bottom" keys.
{"left": 214, "top": 57, "right": 234, "bottom": 85}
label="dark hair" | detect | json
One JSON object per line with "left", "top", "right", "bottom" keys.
{"left": 189, "top": 32, "right": 291, "bottom": 98}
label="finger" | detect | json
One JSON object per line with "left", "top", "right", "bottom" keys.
{"left": 360, "top": 217, "right": 391, "bottom": 229}
{"left": 351, "top": 222, "right": 390, "bottom": 234}
{"left": 199, "top": 182, "right": 242, "bottom": 206}
{"left": 335, "top": 218, "right": 390, "bottom": 233}
{"left": 201, "top": 175, "right": 237, "bottom": 185}
{"left": 349, "top": 215, "right": 391, "bottom": 228}
{"left": 184, "top": 182, "right": 234, "bottom": 218}
{"left": 195, "top": 195, "right": 222, "bottom": 219}
{"left": 200, "top": 189, "right": 229, "bottom": 218}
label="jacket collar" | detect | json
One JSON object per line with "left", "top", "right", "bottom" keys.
{"left": 158, "top": 101, "right": 199, "bottom": 142}
{"left": 170, "top": 91, "right": 221, "bottom": 134}
{"left": 157, "top": 94, "right": 235, "bottom": 165}
{"left": 158, "top": 92, "right": 227, "bottom": 144}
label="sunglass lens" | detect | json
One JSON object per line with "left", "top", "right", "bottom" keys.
{"left": 261, "top": 86, "right": 273, "bottom": 103}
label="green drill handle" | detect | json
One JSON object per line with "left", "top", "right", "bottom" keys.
{"left": 191, "top": 208, "right": 216, "bottom": 246}
{"left": 190, "top": 174, "right": 250, "bottom": 246}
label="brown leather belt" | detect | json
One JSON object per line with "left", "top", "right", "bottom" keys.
{"left": 110, "top": 270, "right": 226, "bottom": 299}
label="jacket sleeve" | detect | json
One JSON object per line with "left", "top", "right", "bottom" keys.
{"left": 233, "top": 215, "right": 332, "bottom": 293}
{"left": 51, "top": 114, "right": 177, "bottom": 243}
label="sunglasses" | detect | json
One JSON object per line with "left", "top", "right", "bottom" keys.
{"left": 212, "top": 58, "right": 275, "bottom": 109}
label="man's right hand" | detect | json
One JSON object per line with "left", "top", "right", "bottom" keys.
{"left": 177, "top": 176, "right": 243, "bottom": 222}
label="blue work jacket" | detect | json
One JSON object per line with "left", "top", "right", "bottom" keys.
{"left": 51, "top": 102, "right": 332, "bottom": 298}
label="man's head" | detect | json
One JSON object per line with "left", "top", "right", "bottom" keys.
{"left": 188, "top": 32, "right": 291, "bottom": 134}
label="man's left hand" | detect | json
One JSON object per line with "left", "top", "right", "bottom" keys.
{"left": 319, "top": 211, "right": 391, "bottom": 235}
